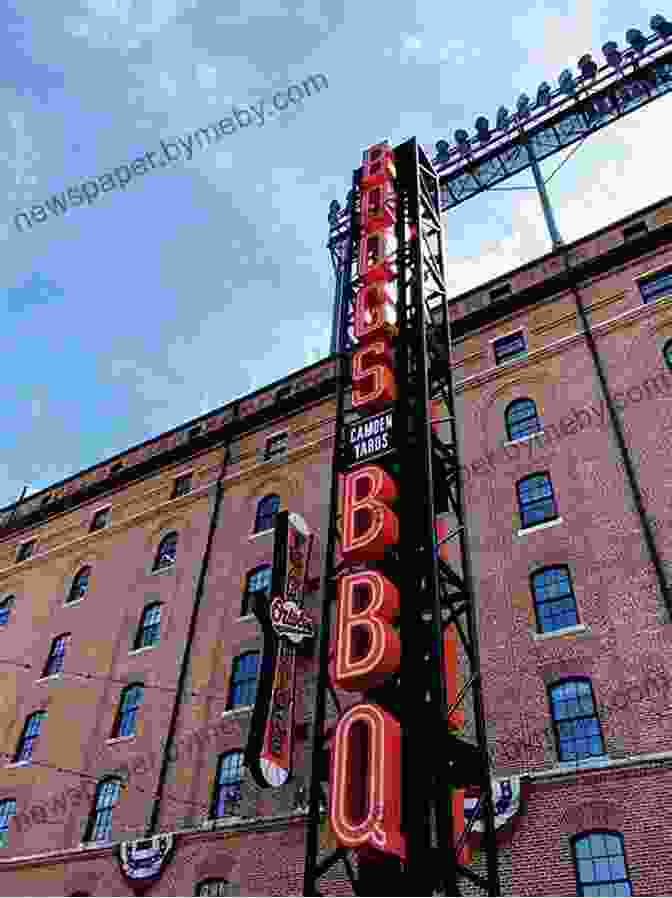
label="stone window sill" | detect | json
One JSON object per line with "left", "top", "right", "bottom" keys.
{"left": 504, "top": 430, "right": 544, "bottom": 448}
{"left": 128, "top": 645, "right": 155, "bottom": 656}
{"left": 149, "top": 564, "right": 175, "bottom": 577}
{"left": 106, "top": 735, "right": 136, "bottom": 745}
{"left": 532, "top": 623, "right": 589, "bottom": 641}
{"left": 35, "top": 673, "right": 62, "bottom": 684}
{"left": 517, "top": 517, "right": 563, "bottom": 538}
{"left": 248, "top": 529, "right": 274, "bottom": 542}
{"left": 237, "top": 614, "right": 256, "bottom": 623}
{"left": 4, "top": 760, "right": 31, "bottom": 769}
{"left": 63, "top": 597, "right": 86, "bottom": 608}
{"left": 221, "top": 706, "right": 252, "bottom": 718}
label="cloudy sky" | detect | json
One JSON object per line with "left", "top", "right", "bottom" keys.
{"left": 2, "top": 0, "right": 671, "bottom": 507}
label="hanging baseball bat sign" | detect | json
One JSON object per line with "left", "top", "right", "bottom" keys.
{"left": 245, "top": 511, "right": 314, "bottom": 788}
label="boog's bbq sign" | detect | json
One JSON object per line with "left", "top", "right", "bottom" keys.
{"left": 328, "top": 143, "right": 469, "bottom": 866}
{"left": 328, "top": 142, "right": 406, "bottom": 860}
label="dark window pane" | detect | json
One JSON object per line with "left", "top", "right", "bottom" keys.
{"left": 15, "top": 711, "right": 46, "bottom": 762}
{"left": 640, "top": 268, "right": 672, "bottom": 303}
{"left": 254, "top": 495, "right": 280, "bottom": 533}
{"left": 517, "top": 473, "right": 557, "bottom": 528}
{"left": 16, "top": 541, "right": 35, "bottom": 562}
{"left": 68, "top": 567, "right": 91, "bottom": 603}
{"left": 0, "top": 597, "right": 14, "bottom": 626}
{"left": 494, "top": 331, "right": 527, "bottom": 364}
{"left": 154, "top": 533, "right": 177, "bottom": 570}
{"left": 228, "top": 653, "right": 259, "bottom": 709}
{"left": 172, "top": 474, "right": 192, "bottom": 498}
{"left": 90, "top": 509, "right": 109, "bottom": 532}
{"left": 241, "top": 565, "right": 272, "bottom": 616}
{"left": 506, "top": 399, "right": 541, "bottom": 441}
{"left": 574, "top": 832, "right": 631, "bottom": 896}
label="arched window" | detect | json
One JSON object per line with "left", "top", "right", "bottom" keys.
{"left": 254, "top": 494, "right": 279, "bottom": 533}
{"left": 516, "top": 472, "right": 558, "bottom": 529}
{"left": 549, "top": 678, "right": 604, "bottom": 763}
{"left": 112, "top": 684, "right": 143, "bottom": 738}
{"left": 572, "top": 831, "right": 632, "bottom": 895}
{"left": 505, "top": 398, "right": 541, "bottom": 441}
{"left": 0, "top": 596, "right": 15, "bottom": 627}
{"left": 663, "top": 338, "right": 672, "bottom": 371}
{"left": 211, "top": 750, "right": 244, "bottom": 818}
{"left": 531, "top": 566, "right": 578, "bottom": 633}
{"left": 227, "top": 652, "right": 259, "bottom": 709}
{"left": 14, "top": 711, "right": 47, "bottom": 763}
{"left": 85, "top": 778, "right": 121, "bottom": 843}
{"left": 153, "top": 533, "right": 177, "bottom": 571}
{"left": 67, "top": 567, "right": 91, "bottom": 604}
{"left": 196, "top": 880, "right": 233, "bottom": 897}
{"left": 134, "top": 604, "right": 162, "bottom": 650}
{"left": 42, "top": 633, "right": 70, "bottom": 677}
{"left": 241, "top": 565, "right": 272, "bottom": 616}
{"left": 0, "top": 798, "right": 16, "bottom": 848}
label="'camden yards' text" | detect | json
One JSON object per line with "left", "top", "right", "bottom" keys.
{"left": 349, "top": 413, "right": 393, "bottom": 462}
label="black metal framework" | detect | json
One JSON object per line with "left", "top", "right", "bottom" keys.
{"left": 304, "top": 139, "right": 499, "bottom": 895}
{"left": 434, "top": 33, "right": 672, "bottom": 212}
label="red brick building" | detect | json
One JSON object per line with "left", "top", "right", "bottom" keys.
{"left": 2, "top": 193, "right": 672, "bottom": 895}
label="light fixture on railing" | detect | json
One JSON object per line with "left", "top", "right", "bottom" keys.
{"left": 516, "top": 93, "right": 531, "bottom": 118}
{"left": 435, "top": 139, "right": 451, "bottom": 161}
{"left": 578, "top": 53, "right": 598, "bottom": 79}
{"left": 626, "top": 27, "right": 648, "bottom": 52}
{"left": 602, "top": 40, "right": 622, "bottom": 68}
{"left": 454, "top": 129, "right": 470, "bottom": 154}
{"left": 496, "top": 106, "right": 510, "bottom": 129}
{"left": 536, "top": 81, "right": 552, "bottom": 107}
{"left": 558, "top": 68, "right": 575, "bottom": 95}
{"left": 475, "top": 116, "right": 490, "bottom": 142}
{"left": 651, "top": 14, "right": 672, "bottom": 38}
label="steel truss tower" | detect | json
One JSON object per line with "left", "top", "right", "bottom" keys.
{"left": 304, "top": 139, "right": 499, "bottom": 896}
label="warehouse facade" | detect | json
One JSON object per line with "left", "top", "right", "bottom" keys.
{"left": 2, "top": 194, "right": 672, "bottom": 894}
